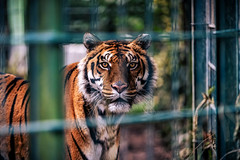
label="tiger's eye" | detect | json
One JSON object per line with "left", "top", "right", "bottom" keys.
{"left": 100, "top": 62, "right": 109, "bottom": 69}
{"left": 129, "top": 62, "right": 138, "bottom": 69}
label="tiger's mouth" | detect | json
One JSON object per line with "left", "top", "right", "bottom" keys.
{"left": 111, "top": 98, "right": 128, "bottom": 103}
{"left": 108, "top": 98, "right": 131, "bottom": 113}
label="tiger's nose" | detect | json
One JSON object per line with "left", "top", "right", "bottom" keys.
{"left": 111, "top": 81, "right": 128, "bottom": 93}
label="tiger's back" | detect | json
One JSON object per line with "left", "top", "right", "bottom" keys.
{"left": 0, "top": 73, "right": 30, "bottom": 160}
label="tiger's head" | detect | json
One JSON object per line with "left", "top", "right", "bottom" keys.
{"left": 78, "top": 33, "right": 156, "bottom": 114}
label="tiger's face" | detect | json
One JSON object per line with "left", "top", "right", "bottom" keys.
{"left": 78, "top": 33, "right": 156, "bottom": 114}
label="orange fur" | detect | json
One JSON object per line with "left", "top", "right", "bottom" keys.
{"left": 0, "top": 73, "right": 30, "bottom": 160}
{"left": 0, "top": 33, "right": 156, "bottom": 160}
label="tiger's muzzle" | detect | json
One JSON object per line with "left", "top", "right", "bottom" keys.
{"left": 111, "top": 81, "right": 128, "bottom": 93}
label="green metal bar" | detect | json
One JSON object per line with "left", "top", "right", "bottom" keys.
{"left": 1, "top": 30, "right": 240, "bottom": 45}
{"left": 28, "top": 0, "right": 63, "bottom": 160}
{"left": 217, "top": 0, "right": 239, "bottom": 159}
{"left": 192, "top": 0, "right": 208, "bottom": 158}
{"left": 1, "top": 105, "right": 240, "bottom": 136}
{"left": 0, "top": 0, "right": 7, "bottom": 72}
{"left": 171, "top": 0, "right": 180, "bottom": 158}
{"left": 8, "top": 0, "right": 25, "bottom": 45}
{"left": 90, "top": 0, "right": 98, "bottom": 32}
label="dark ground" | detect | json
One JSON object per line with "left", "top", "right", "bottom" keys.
{"left": 119, "top": 124, "right": 172, "bottom": 160}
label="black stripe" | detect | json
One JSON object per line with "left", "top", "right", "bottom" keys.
{"left": 8, "top": 128, "right": 16, "bottom": 160}
{"left": 9, "top": 94, "right": 17, "bottom": 128}
{"left": 136, "top": 54, "right": 143, "bottom": 75}
{"left": 132, "top": 47, "right": 139, "bottom": 53}
{"left": 90, "top": 78, "right": 100, "bottom": 84}
{"left": 17, "top": 80, "right": 29, "bottom": 91}
{"left": 115, "top": 145, "right": 120, "bottom": 160}
{"left": 19, "top": 117, "right": 24, "bottom": 143}
{"left": 24, "top": 97, "right": 30, "bottom": 125}
{"left": 85, "top": 84, "right": 92, "bottom": 94}
{"left": 71, "top": 133, "right": 88, "bottom": 160}
{"left": 88, "top": 48, "right": 103, "bottom": 61}
{"left": 67, "top": 145, "right": 72, "bottom": 160}
{"left": 73, "top": 71, "right": 79, "bottom": 85}
{"left": 136, "top": 59, "right": 147, "bottom": 85}
{"left": 4, "top": 75, "right": 10, "bottom": 79}
{"left": 102, "top": 92, "right": 113, "bottom": 96}
{"left": 84, "top": 66, "right": 92, "bottom": 94}
{"left": 60, "top": 65, "right": 67, "bottom": 72}
{"left": 6, "top": 77, "right": 22, "bottom": 91}
{"left": 103, "top": 45, "right": 115, "bottom": 49}
{"left": 143, "top": 56, "right": 154, "bottom": 91}
{"left": 64, "top": 65, "right": 78, "bottom": 89}
{"left": 19, "top": 117, "right": 27, "bottom": 160}
{"left": 97, "top": 108, "right": 106, "bottom": 116}
{"left": 137, "top": 78, "right": 146, "bottom": 85}
{"left": 83, "top": 102, "right": 104, "bottom": 145}
{"left": 72, "top": 102, "right": 87, "bottom": 142}
{"left": 121, "top": 49, "right": 129, "bottom": 52}
{"left": 21, "top": 87, "right": 30, "bottom": 108}
{"left": 123, "top": 46, "right": 131, "bottom": 49}
{"left": 96, "top": 69, "right": 101, "bottom": 75}
{"left": 91, "top": 62, "right": 95, "bottom": 78}
{"left": 2, "top": 78, "right": 22, "bottom": 106}
{"left": 140, "top": 59, "right": 146, "bottom": 81}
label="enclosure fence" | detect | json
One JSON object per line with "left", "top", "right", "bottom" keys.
{"left": 0, "top": 0, "right": 240, "bottom": 160}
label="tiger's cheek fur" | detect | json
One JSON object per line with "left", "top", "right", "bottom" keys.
{"left": 135, "top": 57, "right": 149, "bottom": 91}
{"left": 86, "top": 60, "right": 103, "bottom": 91}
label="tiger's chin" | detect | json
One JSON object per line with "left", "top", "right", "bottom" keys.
{"left": 108, "top": 101, "right": 131, "bottom": 114}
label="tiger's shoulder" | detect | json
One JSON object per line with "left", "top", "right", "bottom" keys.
{"left": 63, "top": 62, "right": 81, "bottom": 89}
{"left": 0, "top": 72, "right": 30, "bottom": 111}
{"left": 0, "top": 73, "right": 30, "bottom": 160}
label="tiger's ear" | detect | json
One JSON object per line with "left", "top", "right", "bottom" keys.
{"left": 131, "top": 34, "right": 151, "bottom": 50}
{"left": 83, "top": 33, "right": 102, "bottom": 51}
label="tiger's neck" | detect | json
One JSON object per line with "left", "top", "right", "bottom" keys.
{"left": 85, "top": 102, "right": 122, "bottom": 160}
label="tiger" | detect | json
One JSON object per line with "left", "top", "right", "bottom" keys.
{"left": 0, "top": 33, "right": 157, "bottom": 160}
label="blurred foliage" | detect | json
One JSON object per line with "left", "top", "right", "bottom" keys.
{"left": 65, "top": 0, "right": 171, "bottom": 32}
{"left": 153, "top": 0, "right": 171, "bottom": 32}
{"left": 153, "top": 43, "right": 172, "bottom": 111}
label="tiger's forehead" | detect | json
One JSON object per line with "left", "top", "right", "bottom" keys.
{"left": 101, "top": 49, "right": 137, "bottom": 63}
{"left": 100, "top": 40, "right": 138, "bottom": 62}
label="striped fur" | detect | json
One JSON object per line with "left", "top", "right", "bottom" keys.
{"left": 0, "top": 33, "right": 156, "bottom": 160}
{"left": 0, "top": 73, "right": 30, "bottom": 160}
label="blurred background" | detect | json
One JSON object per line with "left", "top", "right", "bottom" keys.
{"left": 0, "top": 0, "right": 240, "bottom": 159}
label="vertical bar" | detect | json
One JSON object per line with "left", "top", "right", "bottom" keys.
{"left": 91, "top": 0, "right": 98, "bottom": 32}
{"left": 8, "top": 0, "right": 25, "bottom": 44}
{"left": 217, "top": 0, "right": 238, "bottom": 159}
{"left": 117, "top": 0, "right": 127, "bottom": 32}
{"left": 0, "top": 0, "right": 7, "bottom": 72}
{"left": 171, "top": 0, "right": 180, "bottom": 159}
{"left": 206, "top": 1, "right": 217, "bottom": 159}
{"left": 236, "top": 0, "right": 240, "bottom": 97}
{"left": 27, "top": 0, "right": 39, "bottom": 158}
{"left": 192, "top": 0, "right": 210, "bottom": 159}
{"left": 145, "top": 0, "right": 153, "bottom": 32}
{"left": 237, "top": 1, "right": 240, "bottom": 157}
{"left": 29, "top": 0, "right": 64, "bottom": 160}
{"left": 144, "top": 1, "right": 154, "bottom": 159}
